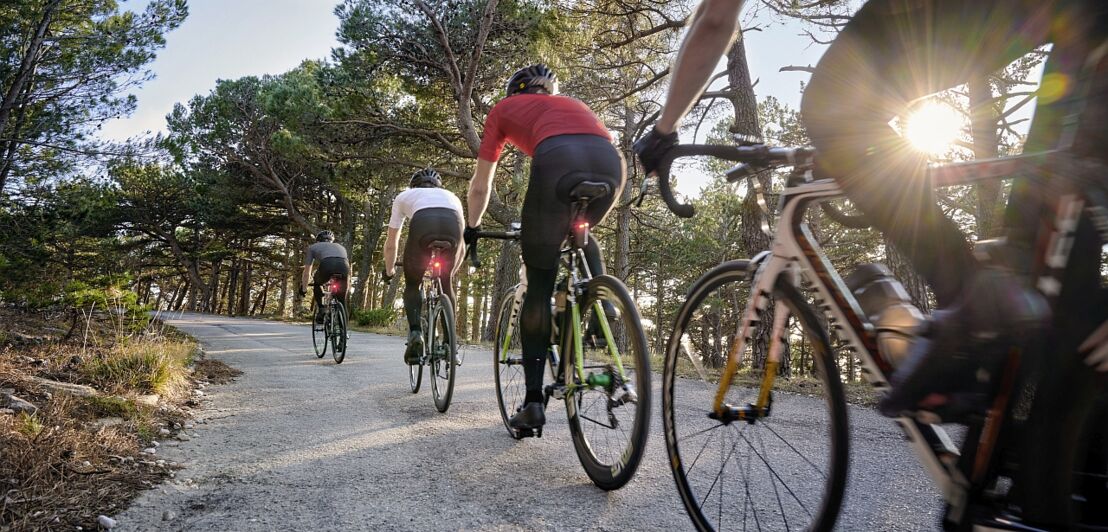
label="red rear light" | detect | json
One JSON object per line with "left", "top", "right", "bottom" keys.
{"left": 577, "top": 222, "right": 589, "bottom": 230}
{"left": 329, "top": 280, "right": 342, "bottom": 294}
{"left": 433, "top": 261, "right": 441, "bottom": 268}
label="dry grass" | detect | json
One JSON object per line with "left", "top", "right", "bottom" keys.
{"left": 0, "top": 313, "right": 221, "bottom": 530}
{"left": 0, "top": 395, "right": 166, "bottom": 530}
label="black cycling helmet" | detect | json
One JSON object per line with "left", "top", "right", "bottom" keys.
{"left": 410, "top": 168, "right": 442, "bottom": 188}
{"left": 505, "top": 64, "right": 558, "bottom": 97}
{"left": 316, "top": 230, "right": 334, "bottom": 242}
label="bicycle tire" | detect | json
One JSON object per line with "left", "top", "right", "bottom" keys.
{"left": 312, "top": 307, "right": 327, "bottom": 358}
{"left": 430, "top": 299, "right": 456, "bottom": 413}
{"left": 565, "top": 274, "right": 651, "bottom": 491}
{"left": 662, "top": 260, "right": 849, "bottom": 532}
{"left": 331, "top": 301, "right": 347, "bottom": 364}
{"left": 493, "top": 287, "right": 526, "bottom": 439}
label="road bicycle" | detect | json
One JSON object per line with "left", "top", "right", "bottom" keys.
{"left": 650, "top": 45, "right": 1108, "bottom": 531}
{"left": 311, "top": 275, "right": 348, "bottom": 364}
{"left": 405, "top": 242, "right": 457, "bottom": 413}
{"left": 468, "top": 180, "right": 652, "bottom": 491}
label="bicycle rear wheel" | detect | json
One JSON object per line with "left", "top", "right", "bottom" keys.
{"left": 312, "top": 306, "right": 327, "bottom": 358}
{"left": 330, "top": 301, "right": 347, "bottom": 364}
{"left": 430, "top": 299, "right": 456, "bottom": 413}
{"left": 565, "top": 274, "right": 651, "bottom": 491}
{"left": 493, "top": 287, "right": 526, "bottom": 439}
{"left": 663, "top": 260, "right": 848, "bottom": 532}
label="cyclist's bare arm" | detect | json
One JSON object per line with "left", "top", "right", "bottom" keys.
{"left": 301, "top": 264, "right": 312, "bottom": 289}
{"left": 656, "top": 0, "right": 746, "bottom": 134}
{"left": 466, "top": 158, "right": 497, "bottom": 228}
{"left": 383, "top": 226, "right": 401, "bottom": 277}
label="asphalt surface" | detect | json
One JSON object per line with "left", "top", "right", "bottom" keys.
{"left": 116, "top": 312, "right": 947, "bottom": 531}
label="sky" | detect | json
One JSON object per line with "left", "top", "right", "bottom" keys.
{"left": 99, "top": 0, "right": 341, "bottom": 142}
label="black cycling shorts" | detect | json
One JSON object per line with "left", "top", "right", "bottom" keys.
{"left": 521, "top": 134, "right": 626, "bottom": 270}
{"left": 402, "top": 207, "right": 463, "bottom": 281}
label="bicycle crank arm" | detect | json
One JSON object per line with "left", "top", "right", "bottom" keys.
{"left": 708, "top": 401, "right": 772, "bottom": 425}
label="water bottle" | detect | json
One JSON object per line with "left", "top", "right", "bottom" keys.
{"left": 844, "top": 264, "right": 925, "bottom": 368}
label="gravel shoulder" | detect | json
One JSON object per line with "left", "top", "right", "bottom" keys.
{"left": 115, "top": 312, "right": 946, "bottom": 531}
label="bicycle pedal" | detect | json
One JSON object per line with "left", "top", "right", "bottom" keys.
{"left": 515, "top": 427, "right": 542, "bottom": 439}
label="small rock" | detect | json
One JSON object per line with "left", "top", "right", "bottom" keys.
{"left": 92, "top": 417, "right": 124, "bottom": 430}
{"left": 183, "top": 423, "right": 195, "bottom": 429}
{"left": 150, "top": 440, "right": 159, "bottom": 447}
{"left": 192, "top": 390, "right": 205, "bottom": 397}
{"left": 141, "top": 447, "right": 156, "bottom": 455}
{"left": 176, "top": 433, "right": 191, "bottom": 442}
{"left": 0, "top": 408, "right": 14, "bottom": 415}
{"left": 121, "top": 456, "right": 134, "bottom": 464}
{"left": 134, "top": 394, "right": 159, "bottom": 407}
{"left": 158, "top": 428, "right": 170, "bottom": 436}
{"left": 30, "top": 377, "right": 98, "bottom": 398}
{"left": 156, "top": 460, "right": 166, "bottom": 467}
{"left": 81, "top": 461, "right": 91, "bottom": 467}
{"left": 162, "top": 510, "right": 176, "bottom": 521}
{"left": 97, "top": 515, "right": 117, "bottom": 529}
{"left": 6, "top": 395, "right": 37, "bottom": 415}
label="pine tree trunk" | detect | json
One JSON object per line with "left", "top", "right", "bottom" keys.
{"left": 485, "top": 241, "right": 519, "bottom": 341}
{"left": 457, "top": 271, "right": 470, "bottom": 341}
{"left": 969, "top": 75, "right": 1003, "bottom": 239}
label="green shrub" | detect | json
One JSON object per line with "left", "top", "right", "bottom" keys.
{"left": 351, "top": 308, "right": 398, "bottom": 327}
{"left": 82, "top": 339, "right": 194, "bottom": 398}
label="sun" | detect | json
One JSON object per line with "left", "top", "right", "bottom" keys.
{"left": 903, "top": 101, "right": 963, "bottom": 155}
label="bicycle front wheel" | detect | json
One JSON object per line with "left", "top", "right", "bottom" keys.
{"left": 429, "top": 299, "right": 456, "bottom": 413}
{"left": 663, "top": 260, "right": 848, "bottom": 532}
{"left": 312, "top": 307, "right": 327, "bottom": 358}
{"left": 565, "top": 274, "right": 651, "bottom": 491}
{"left": 330, "top": 301, "right": 347, "bottom": 364}
{"left": 492, "top": 287, "right": 526, "bottom": 439}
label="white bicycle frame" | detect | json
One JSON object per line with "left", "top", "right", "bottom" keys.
{"left": 720, "top": 175, "right": 976, "bottom": 519}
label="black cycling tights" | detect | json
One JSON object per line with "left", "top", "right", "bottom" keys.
{"left": 519, "top": 240, "right": 606, "bottom": 403}
{"left": 517, "top": 134, "right": 624, "bottom": 404}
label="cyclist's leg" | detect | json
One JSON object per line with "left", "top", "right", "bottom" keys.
{"left": 401, "top": 237, "right": 424, "bottom": 333}
{"left": 311, "top": 270, "right": 326, "bottom": 323}
{"left": 801, "top": 0, "right": 1055, "bottom": 306}
{"left": 520, "top": 265, "right": 557, "bottom": 404}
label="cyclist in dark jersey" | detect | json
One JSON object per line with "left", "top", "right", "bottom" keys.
{"left": 300, "top": 230, "right": 350, "bottom": 323}
{"left": 635, "top": 1, "right": 1106, "bottom": 525}
{"left": 465, "top": 64, "right": 625, "bottom": 433}
{"left": 635, "top": 0, "right": 1106, "bottom": 413}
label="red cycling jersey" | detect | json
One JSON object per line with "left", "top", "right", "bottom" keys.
{"left": 477, "top": 94, "right": 611, "bottom": 162}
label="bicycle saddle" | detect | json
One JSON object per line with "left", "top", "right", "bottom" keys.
{"left": 569, "top": 181, "right": 611, "bottom": 202}
{"left": 428, "top": 240, "right": 454, "bottom": 250}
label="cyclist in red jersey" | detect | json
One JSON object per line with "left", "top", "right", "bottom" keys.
{"left": 466, "top": 64, "right": 625, "bottom": 433}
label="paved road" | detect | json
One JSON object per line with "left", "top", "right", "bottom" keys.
{"left": 117, "top": 313, "right": 946, "bottom": 530}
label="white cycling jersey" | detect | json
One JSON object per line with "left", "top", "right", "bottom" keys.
{"left": 388, "top": 188, "right": 464, "bottom": 230}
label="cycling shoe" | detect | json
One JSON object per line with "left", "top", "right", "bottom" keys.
{"left": 879, "top": 268, "right": 1049, "bottom": 419}
{"left": 404, "top": 331, "right": 424, "bottom": 365}
{"left": 509, "top": 402, "right": 546, "bottom": 431}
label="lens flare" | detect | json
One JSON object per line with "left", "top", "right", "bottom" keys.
{"left": 904, "top": 101, "right": 963, "bottom": 155}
